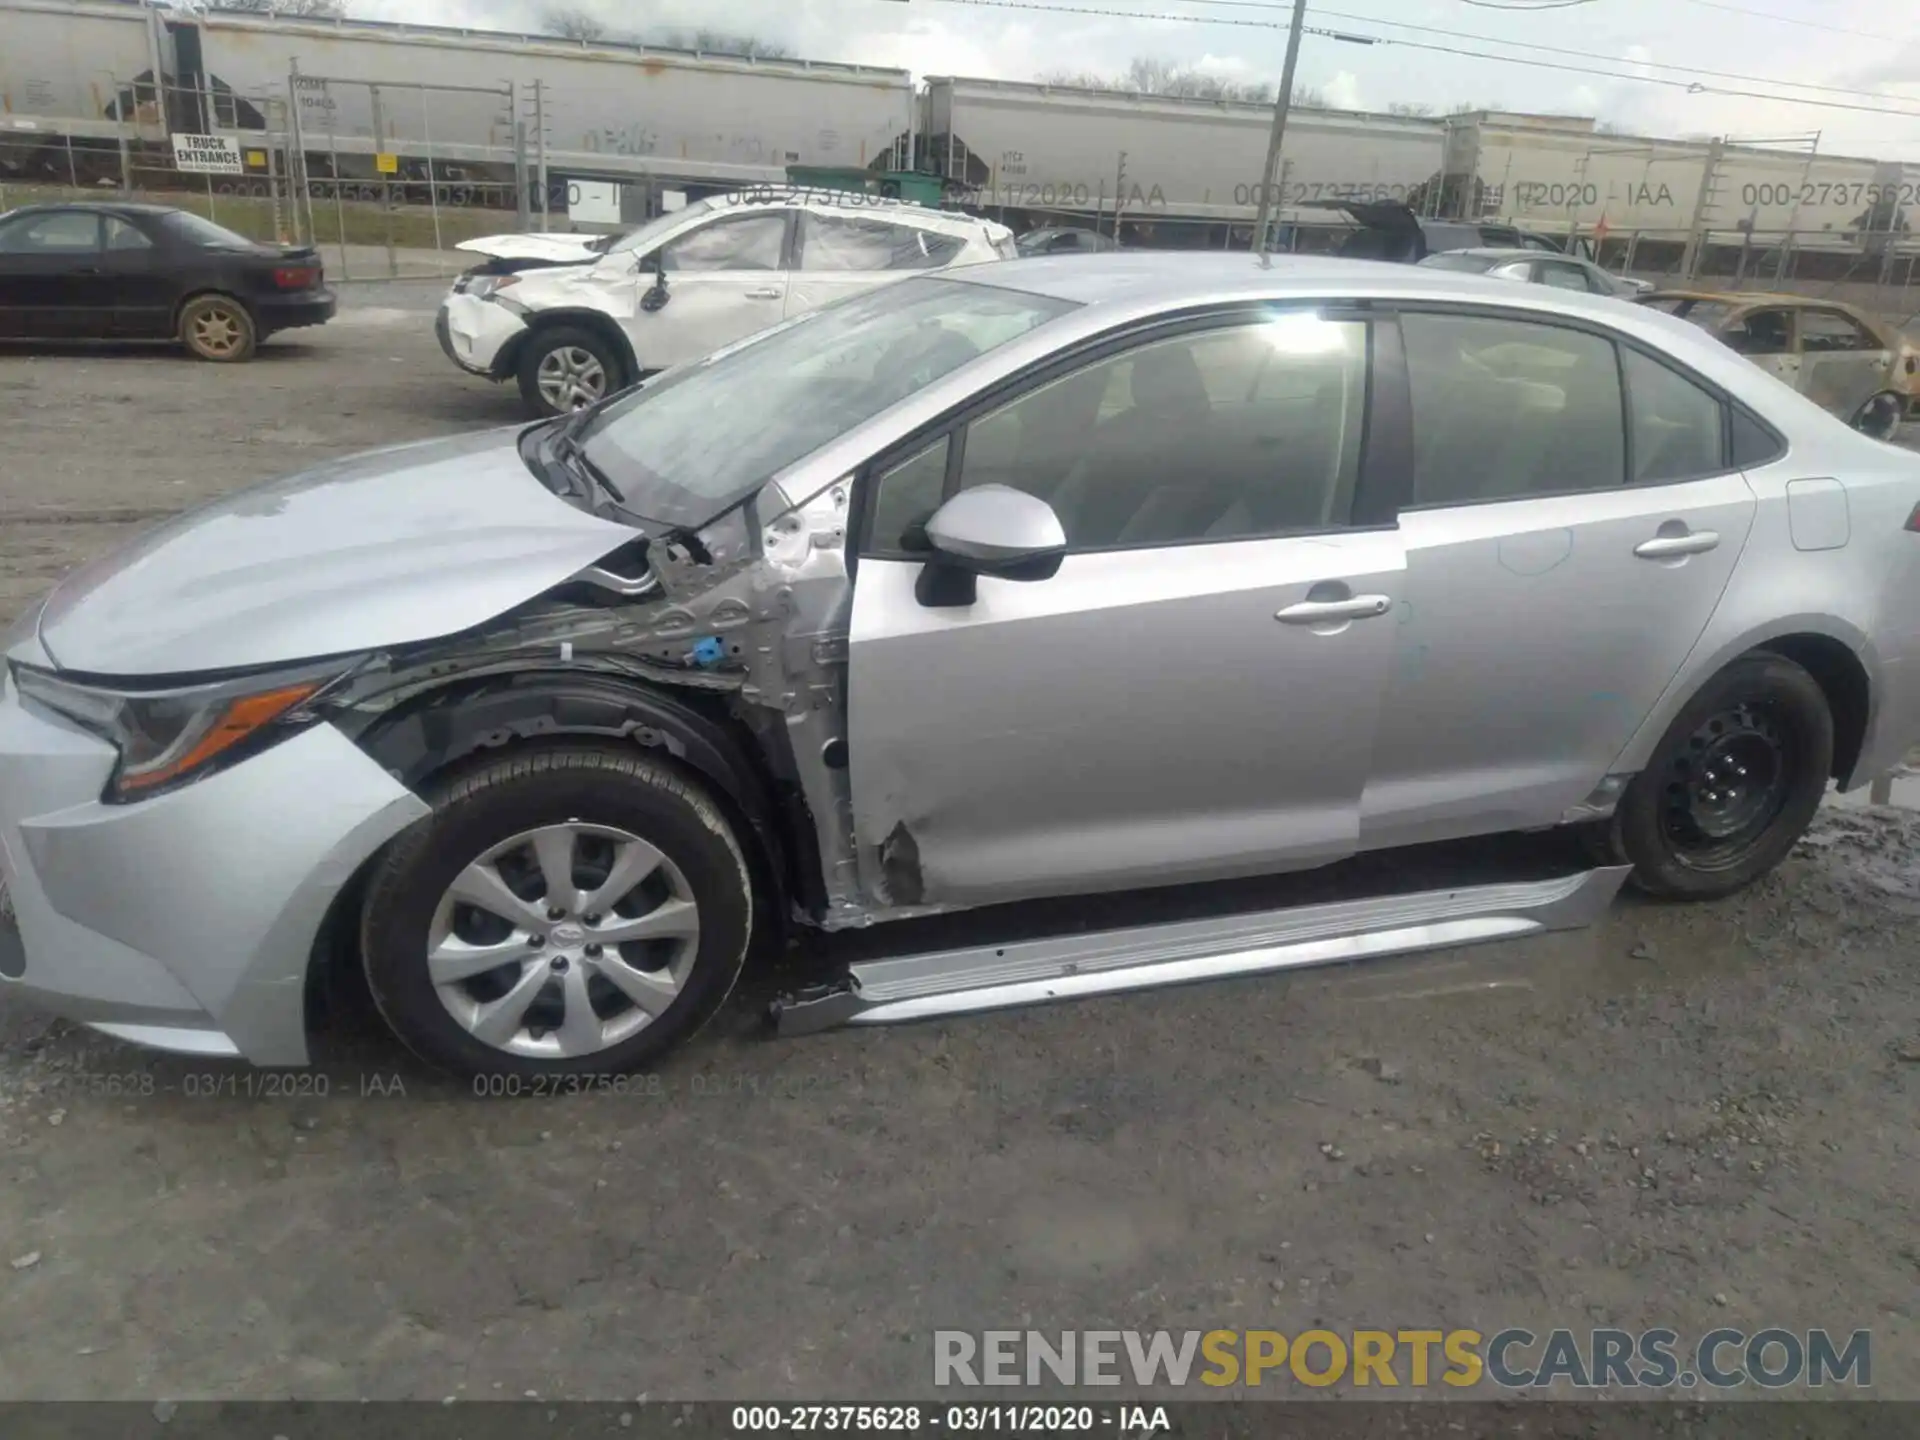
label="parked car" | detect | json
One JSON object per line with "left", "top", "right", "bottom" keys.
{"left": 0, "top": 201, "right": 333, "bottom": 361}
{"left": 1419, "top": 246, "right": 1651, "bottom": 299}
{"left": 438, "top": 192, "right": 1018, "bottom": 418}
{"left": 1313, "top": 200, "right": 1595, "bottom": 264}
{"left": 7, "top": 255, "right": 1920, "bottom": 1079}
{"left": 1016, "top": 226, "right": 1119, "bottom": 256}
{"left": 1637, "top": 290, "right": 1918, "bottom": 439}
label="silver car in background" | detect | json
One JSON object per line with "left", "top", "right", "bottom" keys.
{"left": 1420, "top": 245, "right": 1653, "bottom": 298}
{"left": 4, "top": 254, "right": 1918, "bottom": 1079}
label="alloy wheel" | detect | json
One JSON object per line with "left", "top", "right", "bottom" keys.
{"left": 537, "top": 346, "right": 608, "bottom": 411}
{"left": 426, "top": 821, "right": 701, "bottom": 1059}
{"left": 1852, "top": 393, "right": 1902, "bottom": 441}
{"left": 191, "top": 307, "right": 245, "bottom": 358}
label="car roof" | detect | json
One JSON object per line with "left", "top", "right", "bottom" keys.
{"left": 0, "top": 200, "right": 182, "bottom": 218}
{"left": 1641, "top": 289, "right": 1836, "bottom": 308}
{"left": 713, "top": 191, "right": 995, "bottom": 236}
{"left": 961, "top": 252, "right": 1584, "bottom": 308}
{"left": 1432, "top": 247, "right": 1572, "bottom": 262}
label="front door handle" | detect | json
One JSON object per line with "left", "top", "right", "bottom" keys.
{"left": 1634, "top": 530, "right": 1719, "bottom": 559}
{"left": 1276, "top": 594, "right": 1392, "bottom": 624}
{"left": 744, "top": 287, "right": 782, "bottom": 300}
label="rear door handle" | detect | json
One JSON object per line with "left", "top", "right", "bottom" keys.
{"left": 1276, "top": 595, "right": 1392, "bottom": 624}
{"left": 1634, "top": 530, "right": 1720, "bottom": 559}
{"left": 745, "top": 287, "right": 782, "bottom": 300}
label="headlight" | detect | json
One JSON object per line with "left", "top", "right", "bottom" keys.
{"left": 9, "top": 660, "right": 358, "bottom": 803}
{"left": 461, "top": 274, "right": 521, "bottom": 301}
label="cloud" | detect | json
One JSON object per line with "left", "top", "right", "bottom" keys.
{"left": 1323, "top": 72, "right": 1363, "bottom": 110}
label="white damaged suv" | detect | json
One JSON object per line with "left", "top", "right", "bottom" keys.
{"left": 437, "top": 191, "right": 1018, "bottom": 417}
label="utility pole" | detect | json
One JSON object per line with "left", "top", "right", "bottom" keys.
{"left": 1251, "top": 0, "right": 1308, "bottom": 259}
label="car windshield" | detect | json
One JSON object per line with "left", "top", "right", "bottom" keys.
{"left": 580, "top": 276, "right": 1079, "bottom": 529}
{"left": 605, "top": 207, "right": 706, "bottom": 257}
{"left": 1420, "top": 252, "right": 1501, "bottom": 273}
{"left": 166, "top": 211, "right": 259, "bottom": 250}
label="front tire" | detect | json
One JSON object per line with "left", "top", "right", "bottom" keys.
{"left": 179, "top": 294, "right": 257, "bottom": 362}
{"left": 359, "top": 744, "right": 754, "bottom": 1079}
{"left": 516, "top": 324, "right": 625, "bottom": 418}
{"left": 1582, "top": 654, "right": 1833, "bottom": 900}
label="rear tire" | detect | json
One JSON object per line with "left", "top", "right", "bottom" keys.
{"left": 179, "top": 294, "right": 257, "bottom": 363}
{"left": 516, "top": 324, "right": 626, "bottom": 418}
{"left": 1580, "top": 654, "right": 1832, "bottom": 900}
{"left": 358, "top": 744, "right": 754, "bottom": 1080}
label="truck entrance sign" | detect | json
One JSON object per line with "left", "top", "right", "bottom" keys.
{"left": 172, "top": 133, "right": 244, "bottom": 175}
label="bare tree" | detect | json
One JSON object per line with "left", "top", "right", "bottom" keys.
{"left": 543, "top": 7, "right": 607, "bottom": 41}
{"left": 1386, "top": 101, "right": 1434, "bottom": 117}
{"left": 658, "top": 28, "right": 794, "bottom": 59}
{"left": 220, "top": 0, "right": 349, "bottom": 15}
{"left": 1037, "top": 58, "right": 1318, "bottom": 107}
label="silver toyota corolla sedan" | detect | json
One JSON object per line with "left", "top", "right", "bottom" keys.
{"left": 3, "top": 254, "right": 1918, "bottom": 1079}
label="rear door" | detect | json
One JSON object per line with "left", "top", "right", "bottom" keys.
{"left": 786, "top": 210, "right": 964, "bottom": 320}
{"left": 1796, "top": 306, "right": 1892, "bottom": 421}
{"left": 1358, "top": 308, "right": 1757, "bottom": 849}
{"left": 847, "top": 308, "right": 1403, "bottom": 908}
{"left": 618, "top": 208, "right": 793, "bottom": 370}
{"left": 0, "top": 209, "right": 112, "bottom": 338}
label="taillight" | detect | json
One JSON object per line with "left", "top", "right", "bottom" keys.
{"left": 273, "top": 265, "right": 319, "bottom": 290}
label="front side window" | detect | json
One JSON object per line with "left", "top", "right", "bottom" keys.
{"left": 931, "top": 313, "right": 1370, "bottom": 551}
{"left": 798, "top": 213, "right": 962, "bottom": 271}
{"left": 659, "top": 213, "right": 786, "bottom": 272}
{"left": 1402, "top": 312, "right": 1625, "bottom": 505}
{"left": 0, "top": 211, "right": 100, "bottom": 255}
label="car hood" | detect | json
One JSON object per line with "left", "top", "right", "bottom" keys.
{"left": 31, "top": 430, "right": 635, "bottom": 679}
{"left": 456, "top": 232, "right": 606, "bottom": 262}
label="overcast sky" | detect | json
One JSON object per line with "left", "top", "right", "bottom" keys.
{"left": 348, "top": 0, "right": 1920, "bottom": 162}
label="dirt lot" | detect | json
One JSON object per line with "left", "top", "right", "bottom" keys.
{"left": 0, "top": 287, "right": 1916, "bottom": 1405}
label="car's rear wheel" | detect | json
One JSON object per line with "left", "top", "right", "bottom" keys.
{"left": 359, "top": 744, "right": 754, "bottom": 1079}
{"left": 179, "top": 294, "right": 257, "bottom": 363}
{"left": 1851, "top": 391, "right": 1904, "bottom": 441}
{"left": 517, "top": 325, "right": 625, "bottom": 418}
{"left": 1581, "top": 654, "right": 1833, "bottom": 900}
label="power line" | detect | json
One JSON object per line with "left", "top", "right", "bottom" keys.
{"left": 1182, "top": 0, "right": 1918, "bottom": 108}
{"left": 1674, "top": 0, "right": 1901, "bottom": 42}
{"left": 924, "top": 0, "right": 1920, "bottom": 121}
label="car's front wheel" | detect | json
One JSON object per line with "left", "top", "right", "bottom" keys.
{"left": 359, "top": 744, "right": 755, "bottom": 1079}
{"left": 1582, "top": 653, "right": 1833, "bottom": 900}
{"left": 516, "top": 325, "right": 626, "bottom": 418}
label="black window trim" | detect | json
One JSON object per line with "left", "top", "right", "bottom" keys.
{"left": 1382, "top": 299, "right": 1784, "bottom": 515}
{"left": 850, "top": 300, "right": 1390, "bottom": 563}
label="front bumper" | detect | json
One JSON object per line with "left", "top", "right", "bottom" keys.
{"left": 0, "top": 671, "right": 429, "bottom": 1064}
{"left": 438, "top": 292, "right": 524, "bottom": 378}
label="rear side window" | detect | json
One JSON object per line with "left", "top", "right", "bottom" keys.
{"left": 799, "top": 213, "right": 962, "bottom": 271}
{"left": 1731, "top": 408, "right": 1787, "bottom": 468}
{"left": 1798, "top": 309, "right": 1877, "bottom": 353}
{"left": 1622, "top": 348, "right": 1726, "bottom": 482}
{"left": 1401, "top": 313, "right": 1625, "bottom": 505}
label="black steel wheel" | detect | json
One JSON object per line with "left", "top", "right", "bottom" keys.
{"left": 1580, "top": 653, "right": 1833, "bottom": 900}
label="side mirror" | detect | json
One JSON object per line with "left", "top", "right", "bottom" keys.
{"left": 640, "top": 251, "right": 669, "bottom": 312}
{"left": 914, "top": 485, "right": 1067, "bottom": 608}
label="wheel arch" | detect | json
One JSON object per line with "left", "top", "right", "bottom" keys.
{"left": 500, "top": 308, "right": 640, "bottom": 386}
{"left": 173, "top": 286, "right": 256, "bottom": 331}
{"left": 1610, "top": 616, "right": 1878, "bottom": 786}
{"left": 302, "top": 669, "right": 812, "bottom": 1045}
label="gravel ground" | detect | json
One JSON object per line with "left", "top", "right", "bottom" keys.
{"left": 0, "top": 287, "right": 1916, "bottom": 1404}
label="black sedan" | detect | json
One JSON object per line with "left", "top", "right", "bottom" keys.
{"left": 0, "top": 202, "right": 334, "bottom": 362}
